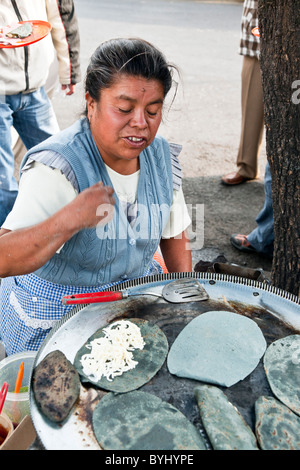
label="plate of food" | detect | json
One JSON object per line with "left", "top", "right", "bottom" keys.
{"left": 0, "top": 20, "right": 51, "bottom": 48}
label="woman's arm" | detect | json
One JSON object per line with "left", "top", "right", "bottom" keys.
{"left": 160, "top": 230, "right": 192, "bottom": 272}
{"left": 0, "top": 183, "right": 115, "bottom": 278}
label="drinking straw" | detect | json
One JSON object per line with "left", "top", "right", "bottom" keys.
{"left": 14, "top": 362, "right": 24, "bottom": 393}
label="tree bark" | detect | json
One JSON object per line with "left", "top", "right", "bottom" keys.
{"left": 258, "top": 0, "right": 300, "bottom": 296}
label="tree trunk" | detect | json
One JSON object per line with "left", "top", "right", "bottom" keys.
{"left": 258, "top": 1, "right": 300, "bottom": 297}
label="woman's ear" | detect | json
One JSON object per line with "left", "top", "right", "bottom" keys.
{"left": 85, "top": 92, "right": 95, "bottom": 120}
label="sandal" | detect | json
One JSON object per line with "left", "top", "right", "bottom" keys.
{"left": 230, "top": 233, "right": 257, "bottom": 253}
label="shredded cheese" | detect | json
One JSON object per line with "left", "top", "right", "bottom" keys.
{"left": 80, "top": 320, "right": 145, "bottom": 382}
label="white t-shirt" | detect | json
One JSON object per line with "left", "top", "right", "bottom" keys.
{"left": 3, "top": 161, "right": 191, "bottom": 239}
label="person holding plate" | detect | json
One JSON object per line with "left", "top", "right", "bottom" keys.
{"left": 0, "top": 0, "right": 81, "bottom": 226}
{"left": 0, "top": 38, "right": 192, "bottom": 355}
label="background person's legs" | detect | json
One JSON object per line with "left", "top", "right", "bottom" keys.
{"left": 222, "top": 55, "right": 265, "bottom": 185}
{"left": 13, "top": 87, "right": 59, "bottom": 151}
{"left": 12, "top": 57, "right": 59, "bottom": 163}
{"left": 0, "top": 96, "right": 18, "bottom": 225}
{"left": 236, "top": 55, "right": 265, "bottom": 179}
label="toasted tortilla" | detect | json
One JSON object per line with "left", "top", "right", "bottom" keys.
{"left": 167, "top": 310, "right": 266, "bottom": 387}
{"left": 32, "top": 350, "right": 81, "bottom": 423}
{"left": 92, "top": 390, "right": 207, "bottom": 450}
{"left": 6, "top": 22, "right": 32, "bottom": 38}
{"left": 194, "top": 384, "right": 258, "bottom": 450}
{"left": 263, "top": 334, "right": 300, "bottom": 416}
{"left": 74, "top": 318, "right": 168, "bottom": 393}
{"left": 255, "top": 396, "right": 300, "bottom": 450}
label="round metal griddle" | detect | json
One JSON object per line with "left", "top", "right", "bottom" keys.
{"left": 29, "top": 273, "right": 300, "bottom": 450}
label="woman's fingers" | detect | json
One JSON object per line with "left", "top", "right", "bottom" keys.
{"left": 73, "top": 182, "right": 116, "bottom": 229}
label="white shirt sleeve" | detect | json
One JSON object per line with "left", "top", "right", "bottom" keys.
{"left": 2, "top": 161, "right": 77, "bottom": 231}
{"left": 161, "top": 186, "right": 191, "bottom": 239}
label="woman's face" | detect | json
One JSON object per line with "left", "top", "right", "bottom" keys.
{"left": 86, "top": 74, "right": 165, "bottom": 174}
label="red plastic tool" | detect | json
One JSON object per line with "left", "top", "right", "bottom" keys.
{"left": 62, "top": 291, "right": 124, "bottom": 305}
{"left": 0, "top": 382, "right": 9, "bottom": 414}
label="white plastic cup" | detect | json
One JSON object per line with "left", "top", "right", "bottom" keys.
{"left": 0, "top": 351, "right": 36, "bottom": 426}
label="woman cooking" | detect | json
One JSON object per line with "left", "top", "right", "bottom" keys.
{"left": 0, "top": 38, "right": 192, "bottom": 355}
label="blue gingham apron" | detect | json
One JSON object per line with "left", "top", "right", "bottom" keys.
{"left": 0, "top": 260, "right": 163, "bottom": 355}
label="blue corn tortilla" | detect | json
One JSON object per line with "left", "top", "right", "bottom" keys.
{"left": 167, "top": 310, "right": 266, "bottom": 387}
{"left": 32, "top": 350, "right": 81, "bottom": 423}
{"left": 263, "top": 334, "right": 300, "bottom": 416}
{"left": 74, "top": 318, "right": 168, "bottom": 393}
{"left": 194, "top": 384, "right": 258, "bottom": 450}
{"left": 6, "top": 23, "right": 32, "bottom": 38}
{"left": 92, "top": 390, "right": 207, "bottom": 450}
{"left": 255, "top": 396, "right": 300, "bottom": 450}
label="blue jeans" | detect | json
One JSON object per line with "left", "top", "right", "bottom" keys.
{"left": 0, "top": 87, "right": 59, "bottom": 225}
{"left": 247, "top": 161, "right": 274, "bottom": 256}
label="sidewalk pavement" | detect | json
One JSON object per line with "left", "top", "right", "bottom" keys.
{"left": 184, "top": 176, "right": 272, "bottom": 277}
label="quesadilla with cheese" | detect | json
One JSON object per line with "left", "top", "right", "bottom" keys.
{"left": 74, "top": 318, "right": 168, "bottom": 393}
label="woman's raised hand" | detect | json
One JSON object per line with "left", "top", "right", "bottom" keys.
{"left": 69, "top": 182, "right": 116, "bottom": 230}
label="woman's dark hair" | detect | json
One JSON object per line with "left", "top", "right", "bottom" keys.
{"left": 85, "top": 38, "right": 177, "bottom": 104}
